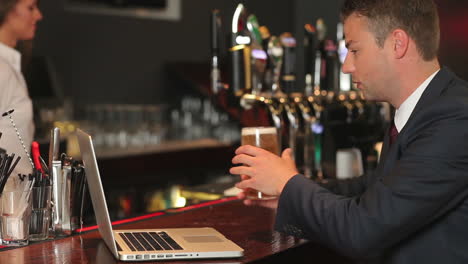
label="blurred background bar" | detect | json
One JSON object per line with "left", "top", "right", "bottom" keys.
{"left": 23, "top": 0, "right": 468, "bottom": 225}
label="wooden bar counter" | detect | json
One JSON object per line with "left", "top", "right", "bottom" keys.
{"left": 0, "top": 198, "right": 351, "bottom": 263}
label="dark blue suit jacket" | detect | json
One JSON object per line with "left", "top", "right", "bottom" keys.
{"left": 275, "top": 67, "right": 468, "bottom": 263}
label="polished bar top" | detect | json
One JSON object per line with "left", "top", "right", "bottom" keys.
{"left": 0, "top": 199, "right": 351, "bottom": 263}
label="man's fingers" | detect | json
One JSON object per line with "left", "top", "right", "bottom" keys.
{"left": 230, "top": 166, "right": 254, "bottom": 176}
{"left": 240, "top": 175, "right": 250, "bottom": 180}
{"left": 243, "top": 199, "right": 254, "bottom": 206}
{"left": 232, "top": 154, "right": 255, "bottom": 166}
{"left": 237, "top": 191, "right": 247, "bottom": 200}
{"left": 235, "top": 178, "right": 255, "bottom": 190}
{"left": 281, "top": 148, "right": 294, "bottom": 161}
{"left": 244, "top": 198, "right": 279, "bottom": 209}
{"left": 235, "top": 145, "right": 268, "bottom": 156}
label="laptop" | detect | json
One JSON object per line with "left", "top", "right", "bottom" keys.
{"left": 76, "top": 129, "right": 244, "bottom": 261}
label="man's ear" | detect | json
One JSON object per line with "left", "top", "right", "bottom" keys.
{"left": 392, "top": 29, "right": 409, "bottom": 59}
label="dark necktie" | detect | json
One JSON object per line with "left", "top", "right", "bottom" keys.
{"left": 389, "top": 121, "right": 399, "bottom": 146}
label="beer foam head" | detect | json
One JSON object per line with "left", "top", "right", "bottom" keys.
{"left": 242, "top": 127, "right": 277, "bottom": 135}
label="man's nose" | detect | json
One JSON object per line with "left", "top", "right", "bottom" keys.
{"left": 35, "top": 9, "right": 43, "bottom": 21}
{"left": 342, "top": 54, "right": 355, "bottom": 74}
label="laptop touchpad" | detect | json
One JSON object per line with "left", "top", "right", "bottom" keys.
{"left": 183, "top": 236, "right": 223, "bottom": 243}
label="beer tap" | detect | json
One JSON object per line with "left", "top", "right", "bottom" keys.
{"left": 236, "top": 12, "right": 263, "bottom": 109}
{"left": 315, "top": 18, "right": 327, "bottom": 92}
{"left": 246, "top": 14, "right": 262, "bottom": 46}
{"left": 259, "top": 26, "right": 271, "bottom": 55}
{"left": 278, "top": 33, "right": 308, "bottom": 169}
{"left": 239, "top": 31, "right": 288, "bottom": 146}
{"left": 324, "top": 39, "right": 340, "bottom": 93}
{"left": 300, "top": 24, "right": 325, "bottom": 178}
{"left": 247, "top": 14, "right": 267, "bottom": 96}
{"left": 239, "top": 83, "right": 286, "bottom": 139}
{"left": 296, "top": 97, "right": 313, "bottom": 178}
{"left": 230, "top": 3, "right": 250, "bottom": 100}
{"left": 289, "top": 92, "right": 327, "bottom": 177}
{"left": 306, "top": 95, "right": 325, "bottom": 180}
{"left": 280, "top": 32, "right": 297, "bottom": 94}
{"left": 211, "top": 9, "right": 224, "bottom": 95}
{"left": 304, "top": 23, "right": 318, "bottom": 96}
{"left": 259, "top": 26, "right": 274, "bottom": 93}
{"left": 228, "top": 8, "right": 286, "bottom": 137}
{"left": 240, "top": 30, "right": 285, "bottom": 114}
{"left": 240, "top": 93, "right": 285, "bottom": 145}
{"left": 283, "top": 94, "right": 300, "bottom": 153}
{"left": 267, "top": 36, "right": 283, "bottom": 94}
{"left": 266, "top": 36, "right": 288, "bottom": 138}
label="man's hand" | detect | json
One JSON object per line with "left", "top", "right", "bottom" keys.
{"left": 236, "top": 190, "right": 279, "bottom": 209}
{"left": 230, "top": 145, "right": 298, "bottom": 197}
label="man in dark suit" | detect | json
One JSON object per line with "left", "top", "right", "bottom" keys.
{"left": 231, "top": 0, "right": 468, "bottom": 263}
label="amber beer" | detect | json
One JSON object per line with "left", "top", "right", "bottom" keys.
{"left": 241, "top": 127, "right": 279, "bottom": 199}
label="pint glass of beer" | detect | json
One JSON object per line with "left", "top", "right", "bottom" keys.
{"left": 241, "top": 127, "right": 280, "bottom": 200}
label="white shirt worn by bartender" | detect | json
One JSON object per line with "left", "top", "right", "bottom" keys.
{"left": 0, "top": 42, "right": 35, "bottom": 177}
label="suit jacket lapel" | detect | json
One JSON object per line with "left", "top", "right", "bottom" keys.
{"left": 376, "top": 67, "right": 454, "bottom": 178}
{"left": 398, "top": 67, "right": 453, "bottom": 137}
{"left": 378, "top": 123, "right": 392, "bottom": 164}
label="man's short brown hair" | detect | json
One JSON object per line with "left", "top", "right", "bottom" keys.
{"left": 341, "top": 0, "right": 440, "bottom": 61}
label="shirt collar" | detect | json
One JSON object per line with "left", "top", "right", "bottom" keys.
{"left": 394, "top": 69, "right": 440, "bottom": 132}
{"left": 0, "top": 41, "right": 22, "bottom": 72}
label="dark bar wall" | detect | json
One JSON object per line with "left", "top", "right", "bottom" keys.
{"left": 437, "top": 0, "right": 468, "bottom": 80}
{"left": 33, "top": 0, "right": 295, "bottom": 105}
{"left": 32, "top": 0, "right": 467, "bottom": 106}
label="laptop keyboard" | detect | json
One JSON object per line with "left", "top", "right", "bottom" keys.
{"left": 119, "top": 232, "right": 183, "bottom": 252}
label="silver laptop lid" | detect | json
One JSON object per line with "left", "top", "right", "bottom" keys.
{"left": 76, "top": 129, "right": 119, "bottom": 259}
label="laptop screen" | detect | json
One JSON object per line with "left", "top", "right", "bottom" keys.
{"left": 76, "top": 129, "right": 119, "bottom": 258}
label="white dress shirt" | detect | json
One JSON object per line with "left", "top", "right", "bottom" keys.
{"left": 0, "top": 42, "right": 35, "bottom": 176}
{"left": 394, "top": 69, "right": 440, "bottom": 132}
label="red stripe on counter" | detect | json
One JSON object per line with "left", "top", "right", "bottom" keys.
{"left": 75, "top": 211, "right": 166, "bottom": 233}
{"left": 74, "top": 197, "right": 238, "bottom": 233}
{"left": 166, "top": 197, "right": 239, "bottom": 213}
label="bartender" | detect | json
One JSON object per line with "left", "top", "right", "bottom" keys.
{"left": 0, "top": 0, "right": 42, "bottom": 176}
